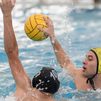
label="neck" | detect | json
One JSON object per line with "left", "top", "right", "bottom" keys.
{"left": 92, "top": 73, "right": 101, "bottom": 89}
{"left": 41, "top": 91, "right": 53, "bottom": 98}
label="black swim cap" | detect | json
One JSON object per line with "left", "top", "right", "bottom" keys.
{"left": 32, "top": 67, "right": 60, "bottom": 94}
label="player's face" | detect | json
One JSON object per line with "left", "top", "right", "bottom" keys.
{"left": 82, "top": 51, "right": 97, "bottom": 78}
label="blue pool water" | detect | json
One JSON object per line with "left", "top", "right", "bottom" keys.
{"left": 0, "top": 3, "right": 101, "bottom": 101}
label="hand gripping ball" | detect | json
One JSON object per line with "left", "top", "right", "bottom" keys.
{"left": 24, "top": 14, "right": 48, "bottom": 41}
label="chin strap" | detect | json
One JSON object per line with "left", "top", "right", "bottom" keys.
{"left": 86, "top": 49, "right": 99, "bottom": 91}
{"left": 86, "top": 78, "right": 96, "bottom": 90}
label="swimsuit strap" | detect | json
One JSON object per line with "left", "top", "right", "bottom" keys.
{"left": 86, "top": 78, "right": 96, "bottom": 90}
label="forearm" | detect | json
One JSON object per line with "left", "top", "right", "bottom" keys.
{"left": 50, "top": 34, "right": 71, "bottom": 68}
{"left": 38, "top": 16, "right": 77, "bottom": 76}
{"left": 3, "top": 13, "right": 18, "bottom": 55}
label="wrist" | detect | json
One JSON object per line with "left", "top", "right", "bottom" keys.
{"left": 49, "top": 33, "right": 55, "bottom": 39}
{"left": 50, "top": 34, "right": 57, "bottom": 44}
{"left": 3, "top": 13, "right": 12, "bottom": 18}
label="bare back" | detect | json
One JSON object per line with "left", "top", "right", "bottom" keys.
{"left": 14, "top": 87, "right": 56, "bottom": 101}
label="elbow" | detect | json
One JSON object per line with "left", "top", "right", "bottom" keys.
{"left": 4, "top": 47, "right": 13, "bottom": 54}
{"left": 5, "top": 45, "right": 18, "bottom": 55}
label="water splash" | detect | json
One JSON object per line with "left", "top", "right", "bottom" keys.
{"left": 63, "top": 1, "right": 76, "bottom": 66}
{"left": 0, "top": 0, "right": 101, "bottom": 100}
{"left": 0, "top": 96, "right": 15, "bottom": 101}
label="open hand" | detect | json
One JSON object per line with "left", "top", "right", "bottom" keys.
{"left": 38, "top": 16, "right": 55, "bottom": 39}
{"left": 0, "top": 0, "right": 16, "bottom": 15}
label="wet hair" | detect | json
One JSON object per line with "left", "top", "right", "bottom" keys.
{"left": 32, "top": 67, "right": 60, "bottom": 94}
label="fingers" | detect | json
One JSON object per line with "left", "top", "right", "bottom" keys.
{"left": 0, "top": 0, "right": 15, "bottom": 14}
{"left": 43, "top": 17, "right": 49, "bottom": 25}
{"left": 43, "top": 16, "right": 53, "bottom": 26}
{"left": 2, "top": 0, "right": 11, "bottom": 3}
{"left": 47, "top": 16, "right": 53, "bottom": 24}
{"left": 1, "top": 0, "right": 6, "bottom": 3}
{"left": 12, "top": 0, "right": 16, "bottom": 6}
{"left": 37, "top": 27, "right": 42, "bottom": 31}
{"left": 38, "top": 26, "right": 48, "bottom": 35}
{"left": 0, "top": 0, "right": 16, "bottom": 5}
{"left": 0, "top": 2, "right": 2, "bottom": 7}
{"left": 38, "top": 27, "right": 44, "bottom": 32}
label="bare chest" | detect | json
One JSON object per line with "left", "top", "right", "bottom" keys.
{"left": 74, "top": 76, "right": 93, "bottom": 91}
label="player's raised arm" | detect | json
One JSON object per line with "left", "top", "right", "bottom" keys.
{"left": 38, "top": 17, "right": 77, "bottom": 77}
{"left": 2, "top": 1, "right": 17, "bottom": 55}
{"left": 0, "top": 0, "right": 31, "bottom": 90}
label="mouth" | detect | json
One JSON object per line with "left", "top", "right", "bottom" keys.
{"left": 83, "top": 66, "right": 87, "bottom": 72}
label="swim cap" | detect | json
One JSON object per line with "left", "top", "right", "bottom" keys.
{"left": 32, "top": 67, "right": 60, "bottom": 94}
{"left": 86, "top": 47, "right": 101, "bottom": 90}
{"left": 90, "top": 47, "right": 101, "bottom": 74}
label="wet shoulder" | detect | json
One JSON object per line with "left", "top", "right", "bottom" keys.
{"left": 74, "top": 68, "right": 89, "bottom": 91}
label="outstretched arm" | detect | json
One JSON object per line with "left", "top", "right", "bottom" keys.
{"left": 38, "top": 17, "right": 77, "bottom": 77}
{"left": 0, "top": 0, "right": 31, "bottom": 90}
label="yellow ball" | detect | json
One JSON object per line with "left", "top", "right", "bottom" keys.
{"left": 24, "top": 14, "right": 48, "bottom": 41}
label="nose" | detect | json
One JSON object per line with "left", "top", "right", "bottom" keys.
{"left": 82, "top": 59, "right": 87, "bottom": 64}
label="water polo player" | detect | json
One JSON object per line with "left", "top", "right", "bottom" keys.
{"left": 38, "top": 15, "right": 101, "bottom": 91}
{"left": 32, "top": 67, "right": 60, "bottom": 94}
{"left": 0, "top": 0, "right": 60, "bottom": 101}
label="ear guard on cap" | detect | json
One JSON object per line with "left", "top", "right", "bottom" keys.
{"left": 90, "top": 48, "right": 101, "bottom": 74}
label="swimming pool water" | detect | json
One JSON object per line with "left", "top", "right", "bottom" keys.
{"left": 0, "top": 4, "right": 101, "bottom": 101}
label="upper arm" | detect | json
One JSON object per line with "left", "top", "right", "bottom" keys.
{"left": 65, "top": 63, "right": 78, "bottom": 77}
{"left": 51, "top": 38, "right": 78, "bottom": 77}
{"left": 65, "top": 62, "right": 83, "bottom": 78}
{"left": 7, "top": 51, "right": 31, "bottom": 89}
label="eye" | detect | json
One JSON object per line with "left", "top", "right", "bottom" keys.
{"left": 88, "top": 57, "right": 93, "bottom": 61}
{"left": 89, "top": 59, "right": 92, "bottom": 61}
